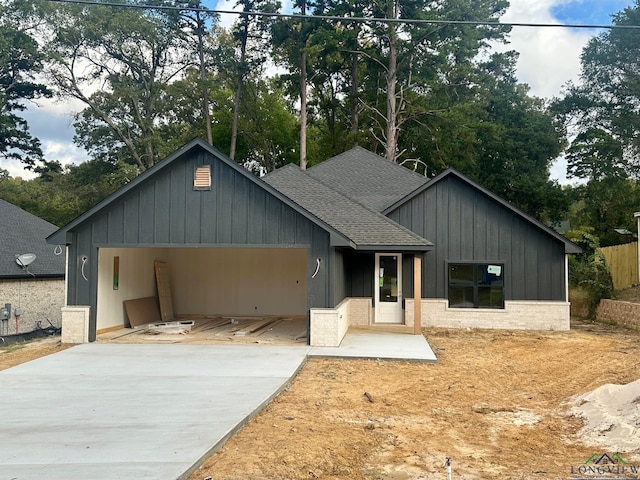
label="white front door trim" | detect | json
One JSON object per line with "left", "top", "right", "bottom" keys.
{"left": 375, "top": 253, "right": 403, "bottom": 324}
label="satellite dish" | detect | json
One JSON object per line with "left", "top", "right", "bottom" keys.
{"left": 16, "top": 253, "right": 37, "bottom": 268}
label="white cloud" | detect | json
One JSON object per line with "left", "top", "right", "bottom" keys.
{"left": 2, "top": 158, "right": 36, "bottom": 180}
{"left": 4, "top": 96, "right": 87, "bottom": 179}
{"left": 42, "top": 140, "right": 89, "bottom": 168}
{"left": 214, "top": 0, "right": 244, "bottom": 30}
{"left": 495, "top": 0, "right": 594, "bottom": 99}
{"left": 491, "top": 0, "right": 604, "bottom": 183}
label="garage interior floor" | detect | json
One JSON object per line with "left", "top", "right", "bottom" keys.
{"left": 98, "top": 316, "right": 309, "bottom": 345}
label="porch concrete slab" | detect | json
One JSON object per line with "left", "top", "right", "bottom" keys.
{"left": 309, "top": 333, "right": 438, "bottom": 362}
{"left": 0, "top": 343, "right": 311, "bottom": 480}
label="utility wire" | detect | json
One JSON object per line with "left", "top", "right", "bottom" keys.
{"left": 43, "top": 0, "right": 640, "bottom": 30}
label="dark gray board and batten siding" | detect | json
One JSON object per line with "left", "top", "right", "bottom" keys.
{"left": 387, "top": 175, "right": 567, "bottom": 301}
{"left": 62, "top": 147, "right": 332, "bottom": 341}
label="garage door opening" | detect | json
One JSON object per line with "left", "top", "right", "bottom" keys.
{"left": 95, "top": 247, "right": 308, "bottom": 344}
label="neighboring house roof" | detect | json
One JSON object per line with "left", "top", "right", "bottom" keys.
{"left": 0, "top": 199, "right": 65, "bottom": 278}
{"left": 264, "top": 164, "right": 433, "bottom": 251}
{"left": 306, "top": 146, "right": 428, "bottom": 212}
{"left": 383, "top": 167, "right": 582, "bottom": 254}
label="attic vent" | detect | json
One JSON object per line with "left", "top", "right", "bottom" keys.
{"left": 194, "top": 165, "right": 211, "bottom": 190}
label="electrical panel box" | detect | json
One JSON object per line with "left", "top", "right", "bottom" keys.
{"left": 14, "top": 307, "right": 23, "bottom": 317}
{"left": 0, "top": 303, "right": 10, "bottom": 321}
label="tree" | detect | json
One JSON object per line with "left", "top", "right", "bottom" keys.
{"left": 553, "top": 2, "right": 640, "bottom": 181}
{"left": 565, "top": 228, "right": 613, "bottom": 316}
{"left": 564, "top": 128, "right": 625, "bottom": 181}
{"left": 229, "top": 0, "right": 280, "bottom": 160}
{"left": 567, "top": 178, "right": 640, "bottom": 247}
{"left": 40, "top": 0, "right": 200, "bottom": 170}
{"left": 355, "top": 0, "right": 510, "bottom": 162}
{"left": 0, "top": 0, "right": 51, "bottom": 168}
{"left": 237, "top": 79, "right": 300, "bottom": 172}
{"left": 0, "top": 159, "right": 136, "bottom": 226}
{"left": 272, "top": 0, "right": 325, "bottom": 169}
{"left": 175, "top": 1, "right": 219, "bottom": 146}
{"left": 472, "top": 53, "right": 568, "bottom": 221}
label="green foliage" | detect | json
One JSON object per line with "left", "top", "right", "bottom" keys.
{"left": 41, "top": 0, "right": 202, "bottom": 170}
{"left": 566, "top": 178, "right": 640, "bottom": 247}
{"left": 565, "top": 228, "right": 614, "bottom": 316}
{"left": 0, "top": 0, "right": 574, "bottom": 231}
{"left": 553, "top": 2, "right": 640, "bottom": 181}
{"left": 0, "top": 161, "right": 136, "bottom": 226}
{"left": 0, "top": 0, "right": 51, "bottom": 168}
{"left": 401, "top": 51, "right": 568, "bottom": 222}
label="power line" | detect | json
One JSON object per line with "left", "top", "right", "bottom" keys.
{"left": 43, "top": 0, "right": 640, "bottom": 30}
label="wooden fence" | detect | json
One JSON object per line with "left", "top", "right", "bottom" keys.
{"left": 598, "top": 242, "right": 639, "bottom": 290}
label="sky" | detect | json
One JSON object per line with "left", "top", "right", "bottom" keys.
{"left": 3, "top": 0, "right": 636, "bottom": 182}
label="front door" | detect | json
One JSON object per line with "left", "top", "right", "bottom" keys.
{"left": 375, "top": 253, "right": 403, "bottom": 324}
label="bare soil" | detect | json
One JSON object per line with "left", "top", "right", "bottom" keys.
{"left": 0, "top": 336, "right": 70, "bottom": 371}
{"left": 190, "top": 321, "right": 640, "bottom": 480}
{"left": 616, "top": 285, "right": 640, "bottom": 303}
{"left": 2, "top": 324, "right": 639, "bottom": 480}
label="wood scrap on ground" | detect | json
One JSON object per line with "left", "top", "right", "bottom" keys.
{"left": 145, "top": 321, "right": 194, "bottom": 335}
{"left": 233, "top": 318, "right": 277, "bottom": 337}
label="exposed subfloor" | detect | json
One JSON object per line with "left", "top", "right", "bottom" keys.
{"left": 98, "top": 316, "right": 308, "bottom": 345}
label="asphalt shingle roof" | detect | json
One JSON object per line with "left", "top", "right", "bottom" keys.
{"left": 0, "top": 199, "right": 65, "bottom": 278}
{"left": 307, "top": 146, "right": 429, "bottom": 212}
{"left": 264, "top": 164, "right": 432, "bottom": 250}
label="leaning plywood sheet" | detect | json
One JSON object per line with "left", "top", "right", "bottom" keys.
{"left": 154, "top": 260, "right": 175, "bottom": 322}
{"left": 123, "top": 297, "right": 162, "bottom": 328}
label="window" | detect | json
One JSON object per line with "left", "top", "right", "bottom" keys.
{"left": 194, "top": 165, "right": 211, "bottom": 190}
{"left": 448, "top": 263, "right": 504, "bottom": 309}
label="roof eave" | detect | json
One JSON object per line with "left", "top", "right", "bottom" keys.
{"left": 354, "top": 244, "right": 434, "bottom": 252}
{"left": 46, "top": 138, "right": 352, "bottom": 247}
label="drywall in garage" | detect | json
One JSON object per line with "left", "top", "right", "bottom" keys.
{"left": 97, "top": 247, "right": 169, "bottom": 331}
{"left": 168, "top": 248, "right": 307, "bottom": 317}
{"left": 96, "top": 247, "right": 307, "bottom": 331}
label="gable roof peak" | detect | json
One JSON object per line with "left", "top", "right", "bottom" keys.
{"left": 306, "top": 146, "right": 429, "bottom": 212}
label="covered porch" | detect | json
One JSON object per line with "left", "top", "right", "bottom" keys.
{"left": 311, "top": 253, "right": 426, "bottom": 347}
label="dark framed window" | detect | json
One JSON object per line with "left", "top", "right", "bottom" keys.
{"left": 448, "top": 263, "right": 504, "bottom": 309}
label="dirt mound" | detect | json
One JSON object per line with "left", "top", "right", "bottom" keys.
{"left": 570, "top": 378, "right": 640, "bottom": 453}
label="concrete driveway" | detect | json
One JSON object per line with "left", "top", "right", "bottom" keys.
{"left": 0, "top": 334, "right": 435, "bottom": 480}
{"left": 0, "top": 343, "right": 310, "bottom": 480}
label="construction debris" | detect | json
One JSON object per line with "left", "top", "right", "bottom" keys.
{"left": 144, "top": 321, "right": 194, "bottom": 335}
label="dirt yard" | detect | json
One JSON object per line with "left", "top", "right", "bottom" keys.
{"left": 2, "top": 322, "right": 639, "bottom": 480}
{"left": 190, "top": 321, "right": 640, "bottom": 480}
{"left": 0, "top": 336, "right": 70, "bottom": 371}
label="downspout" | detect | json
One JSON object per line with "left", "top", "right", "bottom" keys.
{"left": 565, "top": 254, "right": 569, "bottom": 303}
{"left": 635, "top": 212, "right": 640, "bottom": 285}
{"left": 64, "top": 246, "right": 69, "bottom": 307}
